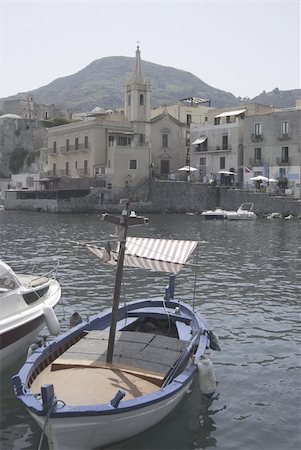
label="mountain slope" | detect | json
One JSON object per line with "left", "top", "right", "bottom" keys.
{"left": 1, "top": 56, "right": 239, "bottom": 112}
{"left": 1, "top": 57, "right": 299, "bottom": 112}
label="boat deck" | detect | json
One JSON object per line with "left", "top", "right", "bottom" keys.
{"left": 30, "top": 330, "right": 188, "bottom": 406}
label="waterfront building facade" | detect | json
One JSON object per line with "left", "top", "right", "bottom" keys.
{"left": 190, "top": 102, "right": 301, "bottom": 198}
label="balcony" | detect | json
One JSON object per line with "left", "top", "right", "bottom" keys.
{"left": 251, "top": 133, "right": 264, "bottom": 142}
{"left": 47, "top": 149, "right": 58, "bottom": 156}
{"left": 278, "top": 134, "right": 291, "bottom": 141}
{"left": 276, "top": 157, "right": 291, "bottom": 166}
{"left": 77, "top": 168, "right": 91, "bottom": 177}
{"left": 249, "top": 158, "right": 263, "bottom": 165}
{"left": 194, "top": 146, "right": 231, "bottom": 154}
{"left": 60, "top": 143, "right": 91, "bottom": 154}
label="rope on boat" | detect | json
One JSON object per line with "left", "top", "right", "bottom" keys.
{"left": 37, "top": 397, "right": 57, "bottom": 450}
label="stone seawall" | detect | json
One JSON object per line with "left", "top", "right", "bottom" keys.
{"left": 149, "top": 180, "right": 301, "bottom": 216}
{"left": 4, "top": 180, "right": 301, "bottom": 216}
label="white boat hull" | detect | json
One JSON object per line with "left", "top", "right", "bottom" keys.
{"left": 0, "top": 274, "right": 61, "bottom": 372}
{"left": 0, "top": 317, "right": 45, "bottom": 372}
{"left": 31, "top": 380, "right": 193, "bottom": 450}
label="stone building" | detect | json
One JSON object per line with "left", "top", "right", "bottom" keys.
{"left": 189, "top": 102, "right": 301, "bottom": 198}
{"left": 0, "top": 114, "right": 47, "bottom": 178}
{"left": 44, "top": 46, "right": 198, "bottom": 199}
{"left": 3, "top": 94, "right": 71, "bottom": 120}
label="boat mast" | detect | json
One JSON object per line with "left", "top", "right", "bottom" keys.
{"left": 103, "top": 204, "right": 148, "bottom": 364}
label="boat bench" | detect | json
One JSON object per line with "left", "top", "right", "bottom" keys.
{"left": 51, "top": 330, "right": 188, "bottom": 379}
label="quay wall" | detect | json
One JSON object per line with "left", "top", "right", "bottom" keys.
{"left": 149, "top": 181, "right": 301, "bottom": 216}
{"left": 4, "top": 180, "right": 301, "bottom": 216}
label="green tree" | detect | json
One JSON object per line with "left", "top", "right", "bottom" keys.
{"left": 9, "top": 148, "right": 29, "bottom": 174}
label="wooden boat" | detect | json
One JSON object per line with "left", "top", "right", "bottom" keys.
{"left": 0, "top": 259, "right": 61, "bottom": 372}
{"left": 12, "top": 207, "right": 219, "bottom": 450}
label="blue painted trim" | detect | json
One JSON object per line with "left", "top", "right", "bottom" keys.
{"left": 13, "top": 297, "right": 209, "bottom": 419}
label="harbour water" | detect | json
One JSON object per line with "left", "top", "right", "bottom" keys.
{"left": 0, "top": 210, "right": 300, "bottom": 450}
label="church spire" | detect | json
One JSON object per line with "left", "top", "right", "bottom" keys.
{"left": 131, "top": 45, "right": 144, "bottom": 85}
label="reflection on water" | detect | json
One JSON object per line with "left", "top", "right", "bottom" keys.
{"left": 0, "top": 211, "right": 300, "bottom": 450}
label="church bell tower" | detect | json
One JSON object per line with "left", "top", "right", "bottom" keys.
{"left": 125, "top": 46, "right": 151, "bottom": 145}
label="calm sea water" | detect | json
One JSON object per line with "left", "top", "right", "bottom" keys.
{"left": 0, "top": 210, "right": 300, "bottom": 450}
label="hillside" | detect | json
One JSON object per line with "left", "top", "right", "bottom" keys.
{"left": 0, "top": 56, "right": 299, "bottom": 112}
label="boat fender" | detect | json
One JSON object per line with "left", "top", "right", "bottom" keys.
{"left": 43, "top": 304, "right": 60, "bottom": 336}
{"left": 198, "top": 356, "right": 216, "bottom": 398}
{"left": 27, "top": 337, "right": 45, "bottom": 358}
{"left": 208, "top": 330, "right": 221, "bottom": 351}
{"left": 69, "top": 312, "right": 82, "bottom": 328}
{"left": 110, "top": 389, "right": 126, "bottom": 408}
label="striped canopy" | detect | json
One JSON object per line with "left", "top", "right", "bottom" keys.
{"left": 87, "top": 237, "right": 198, "bottom": 274}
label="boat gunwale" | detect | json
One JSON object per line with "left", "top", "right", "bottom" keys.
{"left": 14, "top": 297, "right": 208, "bottom": 418}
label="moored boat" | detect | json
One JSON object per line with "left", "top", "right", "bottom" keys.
{"left": 0, "top": 259, "right": 61, "bottom": 372}
{"left": 225, "top": 203, "right": 257, "bottom": 220}
{"left": 201, "top": 208, "right": 227, "bottom": 220}
{"left": 12, "top": 207, "right": 220, "bottom": 450}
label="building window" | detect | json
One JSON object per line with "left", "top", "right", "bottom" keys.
{"left": 281, "top": 146, "right": 289, "bottom": 163}
{"left": 128, "top": 94, "right": 131, "bottom": 106}
{"left": 117, "top": 136, "right": 128, "bottom": 146}
{"left": 186, "top": 114, "right": 192, "bottom": 126}
{"left": 214, "top": 117, "right": 221, "bottom": 125}
{"left": 199, "top": 157, "right": 206, "bottom": 166}
{"left": 139, "top": 134, "right": 145, "bottom": 144}
{"left": 160, "top": 160, "right": 170, "bottom": 175}
{"left": 75, "top": 137, "right": 79, "bottom": 150}
{"left": 220, "top": 156, "right": 225, "bottom": 169}
{"left": 109, "top": 136, "right": 114, "bottom": 147}
{"left": 75, "top": 161, "right": 78, "bottom": 169}
{"left": 84, "top": 160, "right": 88, "bottom": 174}
{"left": 281, "top": 121, "right": 289, "bottom": 136}
{"left": 226, "top": 116, "right": 231, "bottom": 123}
{"left": 222, "top": 135, "right": 228, "bottom": 150}
{"left": 129, "top": 159, "right": 137, "bottom": 170}
{"left": 162, "top": 133, "right": 168, "bottom": 148}
{"left": 84, "top": 136, "right": 89, "bottom": 149}
{"left": 53, "top": 163, "right": 56, "bottom": 176}
{"left": 65, "top": 161, "right": 69, "bottom": 175}
{"left": 255, "top": 122, "right": 262, "bottom": 136}
{"left": 140, "top": 94, "right": 144, "bottom": 105}
{"left": 53, "top": 141, "right": 56, "bottom": 153}
{"left": 254, "top": 147, "right": 261, "bottom": 163}
{"left": 66, "top": 139, "right": 69, "bottom": 151}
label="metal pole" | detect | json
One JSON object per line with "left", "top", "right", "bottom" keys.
{"left": 106, "top": 209, "right": 128, "bottom": 364}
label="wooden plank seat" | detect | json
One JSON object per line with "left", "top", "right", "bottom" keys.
{"left": 51, "top": 330, "right": 188, "bottom": 380}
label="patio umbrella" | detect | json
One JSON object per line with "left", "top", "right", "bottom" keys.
{"left": 218, "top": 170, "right": 237, "bottom": 175}
{"left": 249, "top": 175, "right": 269, "bottom": 182}
{"left": 268, "top": 178, "right": 278, "bottom": 182}
{"left": 178, "top": 166, "right": 198, "bottom": 172}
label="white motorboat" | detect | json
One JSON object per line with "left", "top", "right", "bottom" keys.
{"left": 12, "top": 208, "right": 220, "bottom": 450}
{"left": 225, "top": 203, "right": 257, "bottom": 220}
{"left": 201, "top": 208, "right": 227, "bottom": 220}
{"left": 0, "top": 259, "right": 61, "bottom": 372}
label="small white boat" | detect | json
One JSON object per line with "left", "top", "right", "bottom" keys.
{"left": 225, "top": 203, "right": 257, "bottom": 220}
{"left": 201, "top": 208, "right": 227, "bottom": 220}
{"left": 12, "top": 208, "right": 220, "bottom": 450}
{"left": 0, "top": 259, "right": 61, "bottom": 372}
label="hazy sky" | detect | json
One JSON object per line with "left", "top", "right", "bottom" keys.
{"left": 0, "top": 0, "right": 300, "bottom": 100}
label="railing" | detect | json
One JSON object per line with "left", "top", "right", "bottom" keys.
{"left": 278, "top": 134, "right": 291, "bottom": 141}
{"left": 276, "top": 157, "right": 291, "bottom": 165}
{"left": 77, "top": 168, "right": 91, "bottom": 176}
{"left": 249, "top": 158, "right": 263, "bottom": 165}
{"left": 251, "top": 133, "right": 264, "bottom": 142}
{"left": 60, "top": 143, "right": 90, "bottom": 153}
{"left": 194, "top": 146, "right": 231, "bottom": 154}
